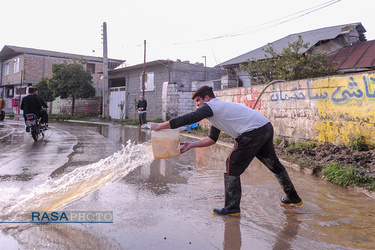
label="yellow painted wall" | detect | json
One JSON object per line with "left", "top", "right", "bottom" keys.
{"left": 313, "top": 73, "right": 375, "bottom": 145}
{"left": 214, "top": 71, "right": 375, "bottom": 146}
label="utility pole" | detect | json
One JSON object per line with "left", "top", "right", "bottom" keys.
{"left": 202, "top": 56, "right": 207, "bottom": 81}
{"left": 102, "top": 22, "right": 109, "bottom": 118}
{"left": 142, "top": 40, "right": 146, "bottom": 97}
{"left": 17, "top": 69, "right": 23, "bottom": 114}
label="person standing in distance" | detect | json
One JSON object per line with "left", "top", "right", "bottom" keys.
{"left": 150, "top": 85, "right": 302, "bottom": 216}
{"left": 137, "top": 95, "right": 147, "bottom": 126}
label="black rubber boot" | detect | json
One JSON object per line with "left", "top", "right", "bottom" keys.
{"left": 276, "top": 170, "right": 303, "bottom": 206}
{"left": 213, "top": 173, "right": 241, "bottom": 216}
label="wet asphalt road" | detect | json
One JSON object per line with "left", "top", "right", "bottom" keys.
{"left": 1, "top": 119, "right": 375, "bottom": 249}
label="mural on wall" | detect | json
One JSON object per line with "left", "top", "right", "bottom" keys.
{"left": 213, "top": 72, "right": 375, "bottom": 146}
{"left": 264, "top": 73, "right": 375, "bottom": 145}
{"left": 235, "top": 88, "right": 261, "bottom": 109}
{"left": 314, "top": 74, "right": 375, "bottom": 145}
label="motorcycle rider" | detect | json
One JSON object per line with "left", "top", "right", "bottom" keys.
{"left": 20, "top": 87, "right": 42, "bottom": 132}
{"left": 0, "top": 96, "right": 5, "bottom": 121}
{"left": 34, "top": 88, "right": 49, "bottom": 129}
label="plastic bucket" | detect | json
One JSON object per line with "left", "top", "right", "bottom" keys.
{"left": 151, "top": 129, "right": 180, "bottom": 159}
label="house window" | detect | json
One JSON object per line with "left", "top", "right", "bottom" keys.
{"left": 86, "top": 63, "right": 95, "bottom": 74}
{"left": 16, "top": 87, "right": 26, "bottom": 95}
{"left": 8, "top": 88, "right": 14, "bottom": 98}
{"left": 140, "top": 72, "right": 155, "bottom": 91}
{"left": 4, "top": 62, "right": 9, "bottom": 75}
{"left": 14, "top": 58, "right": 20, "bottom": 73}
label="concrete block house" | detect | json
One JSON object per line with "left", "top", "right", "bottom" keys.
{"left": 0, "top": 45, "right": 124, "bottom": 115}
{"left": 108, "top": 59, "right": 226, "bottom": 121}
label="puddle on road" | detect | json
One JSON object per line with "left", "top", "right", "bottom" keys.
{"left": 1, "top": 123, "right": 375, "bottom": 249}
{"left": 192, "top": 144, "right": 375, "bottom": 249}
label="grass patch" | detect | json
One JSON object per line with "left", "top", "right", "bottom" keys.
{"left": 322, "top": 163, "right": 375, "bottom": 191}
{"left": 287, "top": 140, "right": 317, "bottom": 150}
{"left": 348, "top": 135, "right": 369, "bottom": 152}
{"left": 180, "top": 126, "right": 232, "bottom": 140}
{"left": 219, "top": 131, "right": 232, "bottom": 140}
{"left": 181, "top": 126, "right": 209, "bottom": 135}
{"left": 115, "top": 119, "right": 139, "bottom": 126}
{"left": 274, "top": 137, "right": 283, "bottom": 146}
{"left": 49, "top": 115, "right": 163, "bottom": 125}
{"left": 49, "top": 114, "right": 91, "bottom": 121}
{"left": 114, "top": 118, "right": 163, "bottom": 126}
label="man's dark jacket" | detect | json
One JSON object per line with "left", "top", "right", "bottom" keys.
{"left": 36, "top": 95, "right": 48, "bottom": 109}
{"left": 137, "top": 100, "right": 147, "bottom": 111}
{"left": 20, "top": 95, "right": 42, "bottom": 115}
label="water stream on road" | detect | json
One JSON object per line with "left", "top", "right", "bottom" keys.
{"left": 1, "top": 140, "right": 154, "bottom": 223}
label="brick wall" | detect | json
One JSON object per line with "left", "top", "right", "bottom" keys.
{"left": 60, "top": 97, "right": 101, "bottom": 116}
{"left": 1, "top": 47, "right": 124, "bottom": 114}
{"left": 1, "top": 56, "right": 23, "bottom": 85}
{"left": 23, "top": 54, "right": 70, "bottom": 85}
{"left": 3, "top": 53, "right": 106, "bottom": 93}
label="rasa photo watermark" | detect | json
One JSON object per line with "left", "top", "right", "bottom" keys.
{"left": 30, "top": 211, "right": 113, "bottom": 223}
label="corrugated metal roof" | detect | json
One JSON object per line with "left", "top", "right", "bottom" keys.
{"left": 218, "top": 22, "right": 366, "bottom": 67}
{"left": 110, "top": 59, "right": 172, "bottom": 72}
{"left": 328, "top": 40, "right": 375, "bottom": 71}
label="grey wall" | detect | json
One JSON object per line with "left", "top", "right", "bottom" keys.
{"left": 109, "top": 61, "right": 225, "bottom": 121}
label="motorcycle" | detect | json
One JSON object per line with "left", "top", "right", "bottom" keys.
{"left": 0, "top": 110, "right": 4, "bottom": 121}
{"left": 0, "top": 98, "right": 5, "bottom": 121}
{"left": 25, "top": 113, "right": 46, "bottom": 141}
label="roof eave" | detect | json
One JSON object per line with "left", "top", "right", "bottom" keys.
{"left": 0, "top": 45, "right": 125, "bottom": 63}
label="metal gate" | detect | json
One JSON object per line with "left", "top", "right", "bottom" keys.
{"left": 109, "top": 87, "right": 126, "bottom": 119}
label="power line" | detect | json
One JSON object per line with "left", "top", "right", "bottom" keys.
{"left": 117, "top": 0, "right": 342, "bottom": 65}
{"left": 213, "top": 0, "right": 341, "bottom": 39}
{"left": 172, "top": 0, "right": 341, "bottom": 45}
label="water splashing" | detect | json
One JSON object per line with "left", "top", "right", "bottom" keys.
{"left": 3, "top": 140, "right": 154, "bottom": 221}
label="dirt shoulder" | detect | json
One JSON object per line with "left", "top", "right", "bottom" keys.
{"left": 274, "top": 143, "right": 375, "bottom": 177}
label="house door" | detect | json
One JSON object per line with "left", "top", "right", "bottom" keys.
{"left": 109, "top": 87, "right": 126, "bottom": 119}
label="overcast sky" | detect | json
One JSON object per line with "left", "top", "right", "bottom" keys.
{"left": 1, "top": 0, "right": 374, "bottom": 67}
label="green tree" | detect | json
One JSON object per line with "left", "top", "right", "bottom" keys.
{"left": 240, "top": 35, "right": 340, "bottom": 85}
{"left": 34, "top": 77, "right": 55, "bottom": 102}
{"left": 48, "top": 60, "right": 95, "bottom": 115}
